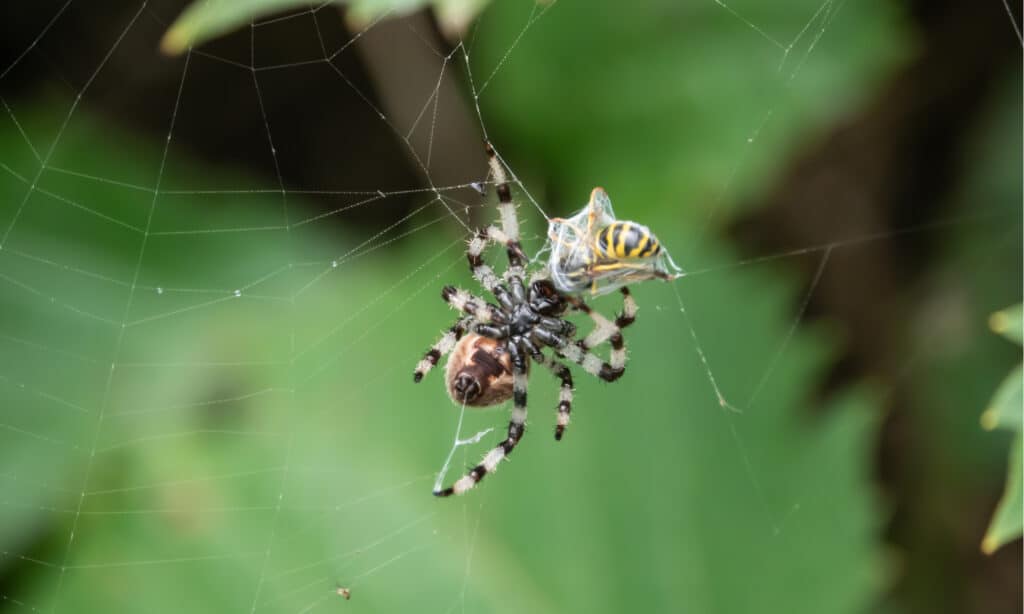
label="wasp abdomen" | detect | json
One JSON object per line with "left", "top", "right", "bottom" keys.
{"left": 596, "top": 222, "right": 661, "bottom": 260}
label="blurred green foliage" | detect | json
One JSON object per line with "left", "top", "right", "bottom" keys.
{"left": 888, "top": 75, "right": 1022, "bottom": 612}
{"left": 162, "top": 0, "right": 489, "bottom": 54}
{"left": 982, "top": 303, "right": 1022, "bottom": 555}
{"left": 2, "top": 103, "right": 883, "bottom": 613}
{"left": 474, "top": 0, "right": 904, "bottom": 232}
{"left": 1, "top": 0, "right": 1017, "bottom": 613}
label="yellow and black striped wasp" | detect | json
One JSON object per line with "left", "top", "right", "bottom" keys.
{"left": 545, "top": 187, "right": 682, "bottom": 296}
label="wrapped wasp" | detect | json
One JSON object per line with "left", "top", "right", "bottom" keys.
{"left": 544, "top": 187, "right": 683, "bottom": 296}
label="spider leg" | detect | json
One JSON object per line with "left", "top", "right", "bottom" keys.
{"left": 572, "top": 286, "right": 637, "bottom": 343}
{"left": 463, "top": 143, "right": 531, "bottom": 307}
{"left": 434, "top": 344, "right": 529, "bottom": 497}
{"left": 441, "top": 286, "right": 503, "bottom": 324}
{"left": 560, "top": 286, "right": 637, "bottom": 378}
{"left": 484, "top": 142, "right": 528, "bottom": 269}
{"left": 540, "top": 355, "right": 574, "bottom": 440}
{"left": 616, "top": 286, "right": 639, "bottom": 328}
{"left": 534, "top": 328, "right": 625, "bottom": 383}
{"left": 520, "top": 337, "right": 544, "bottom": 361}
{"left": 466, "top": 229, "right": 501, "bottom": 294}
{"left": 474, "top": 324, "right": 507, "bottom": 339}
{"left": 467, "top": 229, "right": 525, "bottom": 309}
{"left": 413, "top": 318, "right": 471, "bottom": 382}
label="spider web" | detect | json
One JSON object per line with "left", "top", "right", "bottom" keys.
{"left": 0, "top": 1, "right": 1019, "bottom": 613}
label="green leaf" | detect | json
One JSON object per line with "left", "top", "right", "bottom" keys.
{"left": 347, "top": 0, "right": 491, "bottom": 36}
{"left": 981, "top": 365, "right": 1023, "bottom": 432}
{"left": 980, "top": 304, "right": 1023, "bottom": 554}
{"left": 983, "top": 434, "right": 1023, "bottom": 554}
{"left": 7, "top": 0, "right": 901, "bottom": 605}
{"left": 989, "top": 303, "right": 1023, "bottom": 345}
{"left": 4, "top": 103, "right": 885, "bottom": 613}
{"left": 475, "top": 0, "right": 907, "bottom": 231}
{"left": 161, "top": 0, "right": 337, "bottom": 55}
{"left": 160, "top": 0, "right": 491, "bottom": 55}
{"left": 431, "top": 0, "right": 490, "bottom": 36}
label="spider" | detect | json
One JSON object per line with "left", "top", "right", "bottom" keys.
{"left": 413, "top": 143, "right": 638, "bottom": 497}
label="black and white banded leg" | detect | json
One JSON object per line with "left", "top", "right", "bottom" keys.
{"left": 413, "top": 318, "right": 470, "bottom": 383}
{"left": 465, "top": 144, "right": 527, "bottom": 294}
{"left": 466, "top": 228, "right": 528, "bottom": 300}
{"left": 573, "top": 287, "right": 637, "bottom": 343}
{"left": 556, "top": 340, "right": 625, "bottom": 383}
{"left": 565, "top": 287, "right": 638, "bottom": 380}
{"left": 435, "top": 359, "right": 528, "bottom": 496}
{"left": 441, "top": 286, "right": 502, "bottom": 324}
{"left": 466, "top": 230, "right": 501, "bottom": 293}
{"left": 532, "top": 325, "right": 624, "bottom": 384}
{"left": 615, "top": 286, "right": 638, "bottom": 329}
{"left": 544, "top": 357, "right": 574, "bottom": 440}
{"left": 484, "top": 142, "right": 528, "bottom": 269}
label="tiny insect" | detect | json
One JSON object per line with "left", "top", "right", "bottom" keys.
{"left": 336, "top": 587, "right": 351, "bottom": 600}
{"left": 545, "top": 187, "right": 682, "bottom": 296}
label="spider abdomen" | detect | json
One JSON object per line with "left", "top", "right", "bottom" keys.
{"left": 445, "top": 334, "right": 525, "bottom": 407}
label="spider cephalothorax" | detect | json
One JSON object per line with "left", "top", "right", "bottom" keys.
{"left": 414, "top": 143, "right": 637, "bottom": 497}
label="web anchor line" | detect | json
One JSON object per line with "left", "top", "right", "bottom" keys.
{"left": 432, "top": 399, "right": 493, "bottom": 495}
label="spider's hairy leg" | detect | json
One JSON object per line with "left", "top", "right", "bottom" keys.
{"left": 413, "top": 318, "right": 470, "bottom": 383}
{"left": 474, "top": 324, "right": 506, "bottom": 339}
{"left": 521, "top": 337, "right": 544, "bottom": 361}
{"left": 484, "top": 142, "right": 527, "bottom": 268}
{"left": 441, "top": 286, "right": 502, "bottom": 324}
{"left": 467, "top": 230, "right": 501, "bottom": 293}
{"left": 535, "top": 327, "right": 625, "bottom": 383}
{"left": 540, "top": 315, "right": 576, "bottom": 337}
{"left": 571, "top": 287, "right": 637, "bottom": 342}
{"left": 542, "top": 357, "right": 574, "bottom": 441}
{"left": 604, "top": 287, "right": 637, "bottom": 373}
{"left": 435, "top": 351, "right": 529, "bottom": 497}
{"left": 615, "top": 286, "right": 638, "bottom": 328}
{"left": 563, "top": 287, "right": 637, "bottom": 378}
{"left": 466, "top": 230, "right": 524, "bottom": 311}
{"left": 577, "top": 301, "right": 619, "bottom": 348}
{"left": 482, "top": 226, "right": 528, "bottom": 276}
{"left": 563, "top": 343, "right": 625, "bottom": 382}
